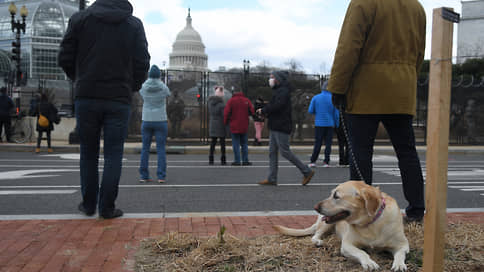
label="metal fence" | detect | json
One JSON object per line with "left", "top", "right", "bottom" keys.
{"left": 9, "top": 70, "right": 484, "bottom": 145}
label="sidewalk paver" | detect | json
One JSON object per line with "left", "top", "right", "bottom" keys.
{"left": 0, "top": 213, "right": 482, "bottom": 272}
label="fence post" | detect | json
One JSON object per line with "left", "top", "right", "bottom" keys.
{"left": 423, "top": 7, "right": 458, "bottom": 272}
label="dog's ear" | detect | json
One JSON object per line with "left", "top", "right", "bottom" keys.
{"left": 360, "top": 187, "right": 380, "bottom": 216}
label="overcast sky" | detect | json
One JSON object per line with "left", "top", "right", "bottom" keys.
{"left": 131, "top": 0, "right": 462, "bottom": 74}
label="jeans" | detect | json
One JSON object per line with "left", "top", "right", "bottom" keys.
{"left": 310, "top": 126, "right": 334, "bottom": 163}
{"left": 254, "top": 121, "right": 264, "bottom": 141}
{"left": 268, "top": 130, "right": 312, "bottom": 182}
{"left": 139, "top": 121, "right": 168, "bottom": 180}
{"left": 231, "top": 133, "right": 249, "bottom": 163}
{"left": 347, "top": 114, "right": 425, "bottom": 218}
{"left": 75, "top": 98, "right": 130, "bottom": 215}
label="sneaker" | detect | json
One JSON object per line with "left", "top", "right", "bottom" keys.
{"left": 231, "top": 162, "right": 241, "bottom": 166}
{"left": 139, "top": 178, "right": 153, "bottom": 183}
{"left": 242, "top": 161, "right": 252, "bottom": 166}
{"left": 258, "top": 179, "right": 277, "bottom": 186}
{"left": 47, "top": 148, "right": 53, "bottom": 153}
{"left": 322, "top": 162, "right": 330, "bottom": 168}
{"left": 308, "top": 163, "right": 316, "bottom": 168}
{"left": 302, "top": 170, "right": 315, "bottom": 186}
{"left": 35, "top": 148, "right": 40, "bottom": 154}
{"left": 158, "top": 179, "right": 165, "bottom": 183}
{"left": 78, "top": 203, "right": 95, "bottom": 216}
{"left": 100, "top": 208, "right": 123, "bottom": 219}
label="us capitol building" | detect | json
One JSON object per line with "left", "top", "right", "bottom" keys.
{"left": 169, "top": 9, "right": 208, "bottom": 72}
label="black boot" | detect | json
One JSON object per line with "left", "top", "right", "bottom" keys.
{"left": 221, "top": 155, "right": 226, "bottom": 165}
{"left": 209, "top": 155, "right": 214, "bottom": 165}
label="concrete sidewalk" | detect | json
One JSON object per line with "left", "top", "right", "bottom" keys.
{"left": 0, "top": 213, "right": 482, "bottom": 272}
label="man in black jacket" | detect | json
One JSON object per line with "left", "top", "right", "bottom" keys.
{"left": 58, "top": 0, "right": 150, "bottom": 219}
{"left": 257, "top": 71, "right": 315, "bottom": 186}
{"left": 0, "top": 87, "right": 14, "bottom": 143}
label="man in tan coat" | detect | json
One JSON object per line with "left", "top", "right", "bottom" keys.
{"left": 327, "top": 0, "right": 426, "bottom": 223}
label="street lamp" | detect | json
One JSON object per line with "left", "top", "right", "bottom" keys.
{"left": 9, "top": 2, "right": 28, "bottom": 87}
{"left": 243, "top": 59, "right": 250, "bottom": 96}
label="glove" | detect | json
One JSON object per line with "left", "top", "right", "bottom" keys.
{"left": 332, "top": 94, "right": 346, "bottom": 112}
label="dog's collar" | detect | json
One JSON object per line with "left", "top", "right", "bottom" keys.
{"left": 365, "top": 197, "right": 386, "bottom": 227}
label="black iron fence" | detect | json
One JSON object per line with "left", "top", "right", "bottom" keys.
{"left": 7, "top": 70, "right": 484, "bottom": 145}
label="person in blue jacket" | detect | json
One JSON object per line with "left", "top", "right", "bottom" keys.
{"left": 139, "top": 65, "right": 171, "bottom": 183}
{"left": 308, "top": 81, "right": 339, "bottom": 167}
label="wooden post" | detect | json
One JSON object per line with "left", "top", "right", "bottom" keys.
{"left": 423, "top": 7, "right": 454, "bottom": 272}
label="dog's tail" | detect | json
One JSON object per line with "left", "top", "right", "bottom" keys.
{"left": 273, "top": 221, "right": 320, "bottom": 237}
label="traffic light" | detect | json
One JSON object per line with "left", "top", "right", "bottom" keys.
{"left": 197, "top": 87, "right": 202, "bottom": 102}
{"left": 11, "top": 41, "right": 20, "bottom": 62}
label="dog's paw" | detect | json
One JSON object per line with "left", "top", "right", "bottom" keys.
{"left": 391, "top": 262, "right": 407, "bottom": 271}
{"left": 311, "top": 238, "right": 324, "bottom": 247}
{"left": 361, "top": 259, "right": 380, "bottom": 271}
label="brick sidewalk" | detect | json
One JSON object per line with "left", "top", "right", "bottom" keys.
{"left": 0, "top": 213, "right": 482, "bottom": 272}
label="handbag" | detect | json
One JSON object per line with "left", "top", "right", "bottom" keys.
{"left": 38, "top": 113, "right": 49, "bottom": 128}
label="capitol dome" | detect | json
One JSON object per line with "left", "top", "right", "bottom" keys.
{"left": 169, "top": 9, "right": 208, "bottom": 71}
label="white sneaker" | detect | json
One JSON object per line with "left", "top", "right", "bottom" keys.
{"left": 322, "top": 163, "right": 330, "bottom": 168}
{"left": 308, "top": 163, "right": 316, "bottom": 168}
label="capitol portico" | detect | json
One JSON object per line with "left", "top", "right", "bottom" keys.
{"left": 169, "top": 9, "right": 208, "bottom": 71}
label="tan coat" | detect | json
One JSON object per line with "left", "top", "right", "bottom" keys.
{"left": 327, "top": 0, "right": 426, "bottom": 115}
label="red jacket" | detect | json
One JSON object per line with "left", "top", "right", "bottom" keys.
{"left": 224, "top": 92, "right": 254, "bottom": 134}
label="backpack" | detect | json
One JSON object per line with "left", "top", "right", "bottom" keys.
{"left": 38, "top": 113, "right": 49, "bottom": 128}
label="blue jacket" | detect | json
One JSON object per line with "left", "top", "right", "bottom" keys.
{"left": 140, "top": 78, "right": 171, "bottom": 121}
{"left": 308, "top": 90, "right": 339, "bottom": 127}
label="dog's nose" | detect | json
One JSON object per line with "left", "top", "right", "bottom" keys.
{"left": 314, "top": 204, "right": 320, "bottom": 213}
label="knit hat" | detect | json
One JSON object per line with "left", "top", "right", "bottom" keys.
{"left": 215, "top": 86, "right": 224, "bottom": 97}
{"left": 148, "top": 65, "right": 161, "bottom": 78}
{"left": 271, "top": 70, "right": 289, "bottom": 83}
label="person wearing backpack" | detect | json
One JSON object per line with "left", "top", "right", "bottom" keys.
{"left": 36, "top": 93, "right": 58, "bottom": 153}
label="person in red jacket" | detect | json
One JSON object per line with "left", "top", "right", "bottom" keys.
{"left": 224, "top": 90, "right": 255, "bottom": 166}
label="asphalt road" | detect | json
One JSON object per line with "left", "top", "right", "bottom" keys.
{"left": 0, "top": 151, "right": 483, "bottom": 218}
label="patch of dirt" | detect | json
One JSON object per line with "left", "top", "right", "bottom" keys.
{"left": 135, "top": 223, "right": 484, "bottom": 271}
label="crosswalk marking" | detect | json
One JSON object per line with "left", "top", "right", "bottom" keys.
{"left": 0, "top": 190, "right": 77, "bottom": 195}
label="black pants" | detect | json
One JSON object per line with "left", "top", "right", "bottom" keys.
{"left": 347, "top": 114, "right": 425, "bottom": 218}
{"left": 335, "top": 125, "right": 349, "bottom": 165}
{"left": 209, "top": 137, "right": 226, "bottom": 157}
{"left": 0, "top": 116, "right": 11, "bottom": 142}
{"left": 37, "top": 129, "right": 51, "bottom": 148}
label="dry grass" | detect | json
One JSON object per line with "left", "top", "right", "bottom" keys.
{"left": 135, "top": 222, "right": 484, "bottom": 272}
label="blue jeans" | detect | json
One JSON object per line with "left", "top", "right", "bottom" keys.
{"left": 310, "top": 126, "right": 334, "bottom": 163}
{"left": 75, "top": 98, "right": 130, "bottom": 215}
{"left": 231, "top": 133, "right": 249, "bottom": 163}
{"left": 139, "top": 121, "right": 168, "bottom": 180}
{"left": 347, "top": 114, "right": 425, "bottom": 218}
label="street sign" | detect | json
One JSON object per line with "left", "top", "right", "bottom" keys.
{"left": 441, "top": 8, "right": 460, "bottom": 23}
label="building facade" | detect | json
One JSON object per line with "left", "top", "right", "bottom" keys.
{"left": 0, "top": 0, "right": 78, "bottom": 82}
{"left": 457, "top": 0, "right": 484, "bottom": 63}
{"left": 169, "top": 9, "right": 208, "bottom": 71}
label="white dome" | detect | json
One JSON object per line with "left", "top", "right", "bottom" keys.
{"left": 169, "top": 9, "right": 208, "bottom": 71}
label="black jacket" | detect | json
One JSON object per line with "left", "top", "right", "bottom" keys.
{"left": 58, "top": 0, "right": 150, "bottom": 104}
{"left": 262, "top": 84, "right": 292, "bottom": 134}
{"left": 37, "top": 101, "right": 58, "bottom": 132}
{"left": 253, "top": 98, "right": 265, "bottom": 122}
{"left": 0, "top": 94, "right": 14, "bottom": 117}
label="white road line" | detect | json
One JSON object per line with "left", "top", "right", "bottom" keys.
{"left": 0, "top": 181, "right": 483, "bottom": 190}
{"left": 1, "top": 208, "right": 483, "bottom": 221}
{"left": 0, "top": 190, "right": 77, "bottom": 195}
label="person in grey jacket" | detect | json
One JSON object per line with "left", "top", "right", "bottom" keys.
{"left": 139, "top": 65, "right": 171, "bottom": 183}
{"left": 208, "top": 86, "right": 227, "bottom": 165}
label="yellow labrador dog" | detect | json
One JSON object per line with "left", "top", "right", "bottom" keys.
{"left": 273, "top": 180, "right": 409, "bottom": 271}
